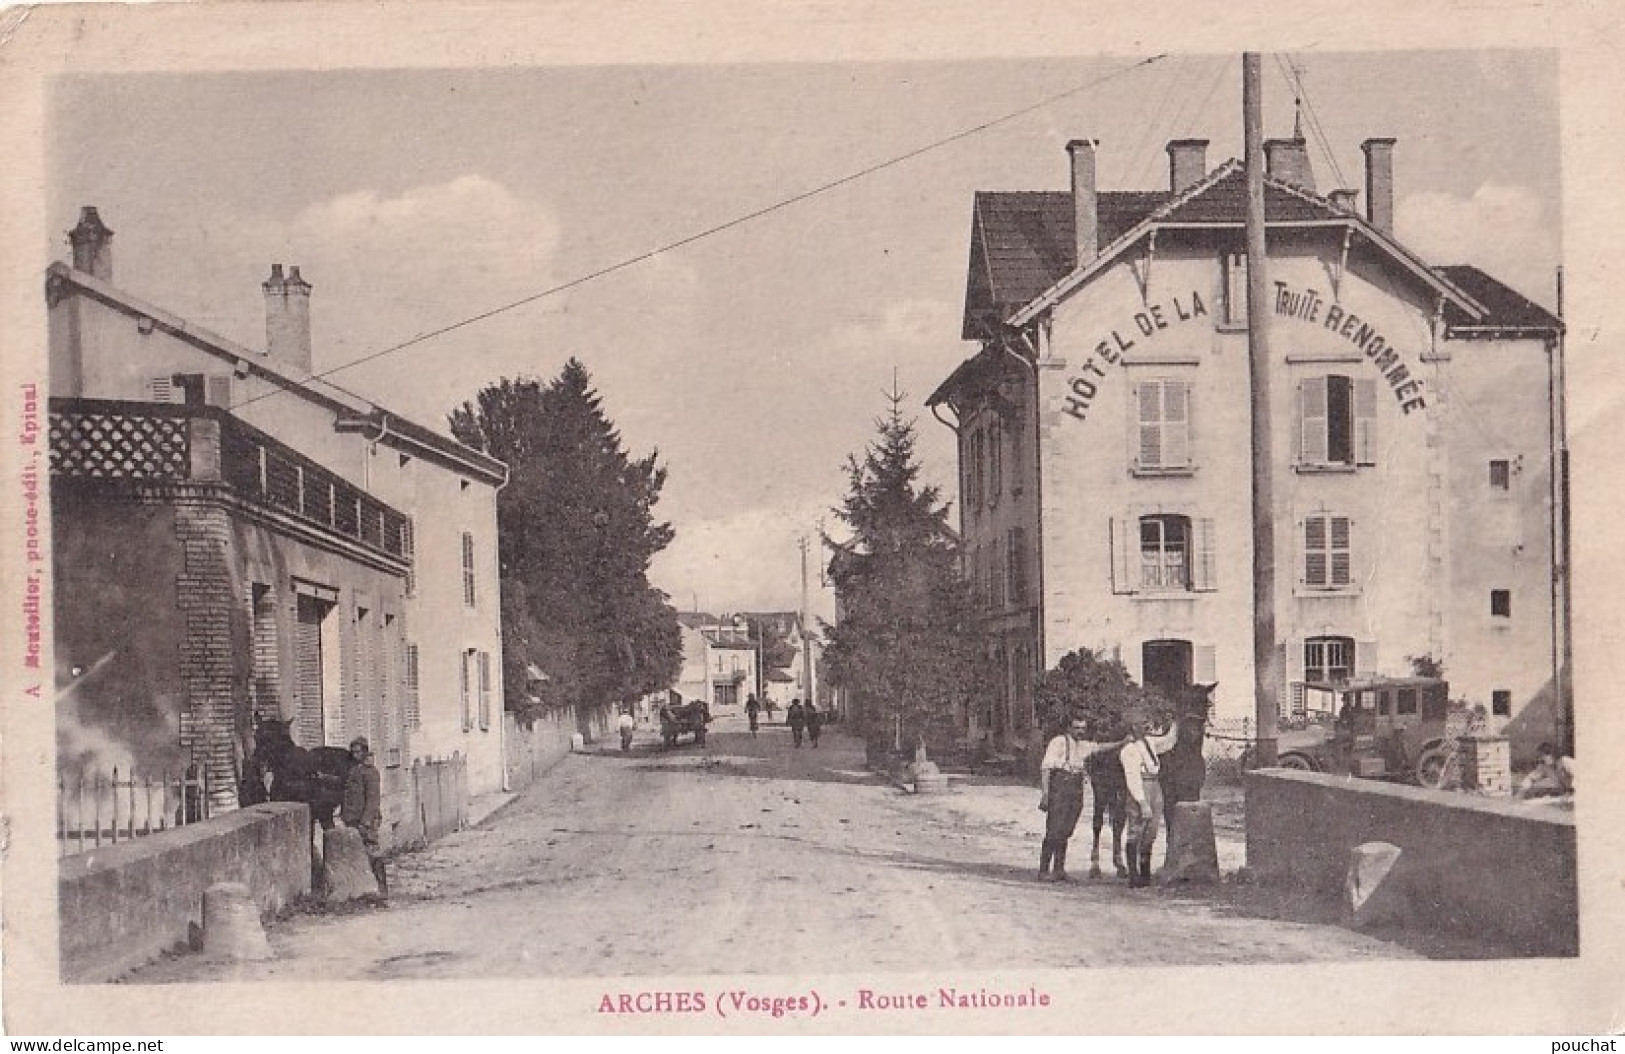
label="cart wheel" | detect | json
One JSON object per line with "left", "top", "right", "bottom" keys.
{"left": 1416, "top": 746, "right": 1451, "bottom": 789}
{"left": 1277, "top": 752, "right": 1315, "bottom": 772}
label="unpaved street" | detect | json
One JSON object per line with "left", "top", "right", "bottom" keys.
{"left": 130, "top": 717, "right": 1443, "bottom": 982}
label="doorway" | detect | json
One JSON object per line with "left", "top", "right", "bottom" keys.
{"left": 1141, "top": 639, "right": 1193, "bottom": 700}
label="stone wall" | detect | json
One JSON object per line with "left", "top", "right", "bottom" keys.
{"left": 1246, "top": 769, "right": 1576, "bottom": 956}
{"left": 59, "top": 802, "right": 311, "bottom": 983}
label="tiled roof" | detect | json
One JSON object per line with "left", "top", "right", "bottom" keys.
{"left": 1434, "top": 265, "right": 1562, "bottom": 334}
{"left": 1157, "top": 165, "right": 1343, "bottom": 224}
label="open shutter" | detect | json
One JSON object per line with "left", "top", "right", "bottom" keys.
{"left": 1330, "top": 516, "right": 1353, "bottom": 587}
{"left": 460, "top": 650, "right": 473, "bottom": 731}
{"left": 1164, "top": 380, "right": 1191, "bottom": 468}
{"left": 1282, "top": 638, "right": 1305, "bottom": 717}
{"left": 1110, "top": 518, "right": 1136, "bottom": 594}
{"left": 1194, "top": 644, "right": 1217, "bottom": 684}
{"left": 1354, "top": 378, "right": 1377, "bottom": 464}
{"left": 148, "top": 375, "right": 180, "bottom": 404}
{"left": 1193, "top": 517, "right": 1217, "bottom": 591}
{"left": 1355, "top": 639, "right": 1380, "bottom": 677}
{"left": 1300, "top": 377, "right": 1328, "bottom": 464}
{"left": 1137, "top": 382, "right": 1163, "bottom": 469}
{"left": 1303, "top": 515, "right": 1327, "bottom": 588}
{"left": 206, "top": 374, "right": 233, "bottom": 408}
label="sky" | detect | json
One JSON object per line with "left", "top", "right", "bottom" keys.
{"left": 47, "top": 50, "right": 1562, "bottom": 620}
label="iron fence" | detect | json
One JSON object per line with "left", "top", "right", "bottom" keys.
{"left": 57, "top": 766, "right": 212, "bottom": 856}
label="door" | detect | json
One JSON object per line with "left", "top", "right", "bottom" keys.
{"left": 1141, "top": 639, "right": 1193, "bottom": 700}
{"left": 293, "top": 594, "right": 329, "bottom": 747}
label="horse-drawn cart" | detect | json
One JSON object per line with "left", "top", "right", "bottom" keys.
{"left": 659, "top": 700, "right": 710, "bottom": 748}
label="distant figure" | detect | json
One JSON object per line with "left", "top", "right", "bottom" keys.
{"left": 339, "top": 737, "right": 386, "bottom": 900}
{"left": 805, "top": 700, "right": 823, "bottom": 748}
{"left": 745, "top": 693, "right": 761, "bottom": 737}
{"left": 787, "top": 699, "right": 806, "bottom": 748}
{"left": 617, "top": 708, "right": 635, "bottom": 752}
{"left": 1518, "top": 742, "right": 1575, "bottom": 800}
{"left": 1119, "top": 710, "right": 1180, "bottom": 889}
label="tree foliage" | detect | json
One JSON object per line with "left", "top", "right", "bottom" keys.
{"left": 820, "top": 390, "right": 988, "bottom": 754}
{"left": 450, "top": 360, "right": 681, "bottom": 722}
{"left": 1034, "top": 648, "right": 1168, "bottom": 739}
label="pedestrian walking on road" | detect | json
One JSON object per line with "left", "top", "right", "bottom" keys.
{"left": 1038, "top": 716, "right": 1126, "bottom": 882}
{"left": 617, "top": 707, "right": 636, "bottom": 752}
{"left": 745, "top": 693, "right": 761, "bottom": 737}
{"left": 787, "top": 699, "right": 806, "bottom": 748}
{"left": 805, "top": 701, "right": 823, "bottom": 748}
{"left": 1119, "top": 710, "right": 1180, "bottom": 888}
{"left": 340, "top": 736, "right": 387, "bottom": 900}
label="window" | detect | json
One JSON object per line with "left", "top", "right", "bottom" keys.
{"left": 1008, "top": 410, "right": 1026, "bottom": 495}
{"left": 1492, "top": 689, "right": 1512, "bottom": 717}
{"left": 478, "top": 651, "right": 492, "bottom": 731}
{"left": 1395, "top": 687, "right": 1418, "bottom": 715}
{"left": 461, "top": 531, "right": 476, "bottom": 607}
{"left": 990, "top": 544, "right": 1005, "bottom": 610}
{"left": 1489, "top": 460, "right": 1511, "bottom": 490}
{"left": 1223, "top": 252, "right": 1248, "bottom": 325}
{"left": 988, "top": 422, "right": 1003, "bottom": 504}
{"left": 1303, "top": 513, "right": 1354, "bottom": 590}
{"left": 1132, "top": 380, "right": 1192, "bottom": 473}
{"left": 1006, "top": 527, "right": 1028, "bottom": 605}
{"left": 1491, "top": 589, "right": 1512, "bottom": 618}
{"left": 1111, "top": 515, "right": 1215, "bottom": 593}
{"left": 1304, "top": 636, "right": 1354, "bottom": 685}
{"left": 1297, "top": 374, "right": 1376, "bottom": 467}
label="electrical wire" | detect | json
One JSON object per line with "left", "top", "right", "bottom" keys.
{"left": 230, "top": 54, "right": 1169, "bottom": 412}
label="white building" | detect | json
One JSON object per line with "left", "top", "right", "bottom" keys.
{"left": 928, "top": 136, "right": 1566, "bottom": 762}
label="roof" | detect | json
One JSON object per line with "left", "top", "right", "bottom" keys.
{"left": 1434, "top": 265, "right": 1562, "bottom": 335}
{"left": 48, "top": 262, "right": 508, "bottom": 485}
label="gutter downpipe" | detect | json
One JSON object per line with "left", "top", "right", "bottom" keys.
{"left": 1551, "top": 267, "right": 1571, "bottom": 756}
{"left": 493, "top": 454, "right": 513, "bottom": 791}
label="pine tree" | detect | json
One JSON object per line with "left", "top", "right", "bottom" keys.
{"left": 821, "top": 385, "right": 988, "bottom": 759}
{"left": 450, "top": 360, "right": 681, "bottom": 726}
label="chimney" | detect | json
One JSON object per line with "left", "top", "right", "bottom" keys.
{"left": 1328, "top": 188, "right": 1359, "bottom": 214}
{"left": 1362, "top": 138, "right": 1396, "bottom": 233}
{"left": 1066, "top": 139, "right": 1099, "bottom": 266}
{"left": 68, "top": 207, "right": 114, "bottom": 280}
{"left": 263, "top": 264, "right": 313, "bottom": 373}
{"left": 1166, "top": 139, "right": 1209, "bottom": 194}
{"left": 1264, "top": 136, "right": 1316, "bottom": 191}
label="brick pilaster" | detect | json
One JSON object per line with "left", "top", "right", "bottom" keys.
{"left": 173, "top": 503, "right": 245, "bottom": 814}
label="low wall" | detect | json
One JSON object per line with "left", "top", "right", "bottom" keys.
{"left": 505, "top": 709, "right": 577, "bottom": 793}
{"left": 1246, "top": 769, "right": 1577, "bottom": 956}
{"left": 59, "top": 802, "right": 311, "bottom": 983}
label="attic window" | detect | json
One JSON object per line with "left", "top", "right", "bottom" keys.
{"left": 1223, "top": 253, "right": 1249, "bottom": 326}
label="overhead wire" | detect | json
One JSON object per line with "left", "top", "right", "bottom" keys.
{"left": 1274, "top": 54, "right": 1348, "bottom": 190}
{"left": 1125, "top": 54, "right": 1199, "bottom": 190}
{"left": 230, "top": 54, "right": 1169, "bottom": 412}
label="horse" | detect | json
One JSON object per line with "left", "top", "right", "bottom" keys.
{"left": 1085, "top": 714, "right": 1130, "bottom": 878}
{"left": 1157, "top": 682, "right": 1216, "bottom": 840}
{"left": 240, "top": 717, "right": 354, "bottom": 830}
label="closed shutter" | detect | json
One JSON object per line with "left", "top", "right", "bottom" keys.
{"left": 1354, "top": 378, "right": 1377, "bottom": 464}
{"left": 405, "top": 643, "right": 421, "bottom": 731}
{"left": 1299, "top": 377, "right": 1328, "bottom": 464}
{"left": 478, "top": 651, "right": 492, "bottom": 731}
{"left": 1355, "top": 640, "right": 1380, "bottom": 677}
{"left": 1163, "top": 380, "right": 1191, "bottom": 468}
{"left": 1282, "top": 638, "right": 1305, "bottom": 718}
{"left": 1304, "top": 515, "right": 1328, "bottom": 587}
{"left": 1137, "top": 383, "right": 1162, "bottom": 468}
{"left": 1192, "top": 517, "right": 1217, "bottom": 591}
{"left": 1194, "top": 644, "right": 1217, "bottom": 684}
{"left": 1330, "top": 516, "right": 1353, "bottom": 587}
{"left": 147, "top": 375, "right": 180, "bottom": 404}
{"left": 1110, "top": 518, "right": 1135, "bottom": 594}
{"left": 206, "top": 374, "right": 233, "bottom": 408}
{"left": 460, "top": 650, "right": 473, "bottom": 732}
{"left": 293, "top": 595, "right": 325, "bottom": 747}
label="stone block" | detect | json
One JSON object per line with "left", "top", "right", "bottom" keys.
{"left": 1162, "top": 801, "right": 1220, "bottom": 884}
{"left": 1345, "top": 840, "right": 1408, "bottom": 929}
{"left": 201, "top": 881, "right": 273, "bottom": 962}
{"left": 321, "top": 827, "right": 380, "bottom": 902}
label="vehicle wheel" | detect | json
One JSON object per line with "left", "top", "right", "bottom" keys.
{"left": 1277, "top": 753, "right": 1315, "bottom": 772}
{"left": 1416, "top": 747, "right": 1450, "bottom": 789}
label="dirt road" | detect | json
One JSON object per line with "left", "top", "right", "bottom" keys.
{"left": 129, "top": 717, "right": 1437, "bottom": 983}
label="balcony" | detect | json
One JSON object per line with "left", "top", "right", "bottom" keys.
{"left": 49, "top": 397, "right": 411, "bottom": 565}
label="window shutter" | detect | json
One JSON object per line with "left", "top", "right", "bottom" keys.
{"left": 1282, "top": 639, "right": 1305, "bottom": 717}
{"left": 460, "top": 650, "right": 473, "bottom": 731}
{"left": 1110, "top": 518, "right": 1135, "bottom": 594}
{"left": 1355, "top": 639, "right": 1380, "bottom": 677}
{"left": 1164, "top": 380, "right": 1191, "bottom": 468}
{"left": 1137, "top": 382, "right": 1163, "bottom": 468}
{"left": 205, "top": 374, "right": 233, "bottom": 408}
{"left": 478, "top": 651, "right": 492, "bottom": 731}
{"left": 1354, "top": 378, "right": 1377, "bottom": 464}
{"left": 1193, "top": 517, "right": 1217, "bottom": 591}
{"left": 1303, "top": 515, "right": 1328, "bottom": 587}
{"left": 148, "top": 375, "right": 179, "bottom": 404}
{"left": 1330, "top": 516, "right": 1353, "bottom": 587}
{"left": 1194, "top": 644, "right": 1217, "bottom": 684}
{"left": 1300, "top": 377, "right": 1328, "bottom": 464}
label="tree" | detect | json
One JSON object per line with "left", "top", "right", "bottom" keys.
{"left": 1034, "top": 648, "right": 1166, "bottom": 740}
{"left": 820, "top": 387, "right": 988, "bottom": 758}
{"left": 450, "top": 360, "right": 681, "bottom": 726}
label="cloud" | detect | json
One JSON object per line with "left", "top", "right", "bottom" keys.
{"left": 650, "top": 500, "right": 839, "bottom": 620}
{"left": 1395, "top": 183, "right": 1558, "bottom": 305}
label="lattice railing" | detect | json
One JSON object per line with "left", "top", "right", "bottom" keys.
{"left": 49, "top": 404, "right": 190, "bottom": 479}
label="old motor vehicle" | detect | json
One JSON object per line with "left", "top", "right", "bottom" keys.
{"left": 1273, "top": 676, "right": 1457, "bottom": 787}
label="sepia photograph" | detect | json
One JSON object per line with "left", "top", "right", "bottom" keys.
{"left": 3, "top": 0, "right": 1623, "bottom": 1036}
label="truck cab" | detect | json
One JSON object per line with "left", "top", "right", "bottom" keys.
{"left": 1275, "top": 676, "right": 1455, "bottom": 786}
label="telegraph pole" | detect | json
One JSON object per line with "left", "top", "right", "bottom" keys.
{"left": 799, "top": 535, "right": 815, "bottom": 705}
{"left": 1244, "top": 53, "right": 1280, "bottom": 766}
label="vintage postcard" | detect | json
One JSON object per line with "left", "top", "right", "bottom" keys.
{"left": 2, "top": 0, "right": 1623, "bottom": 1036}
